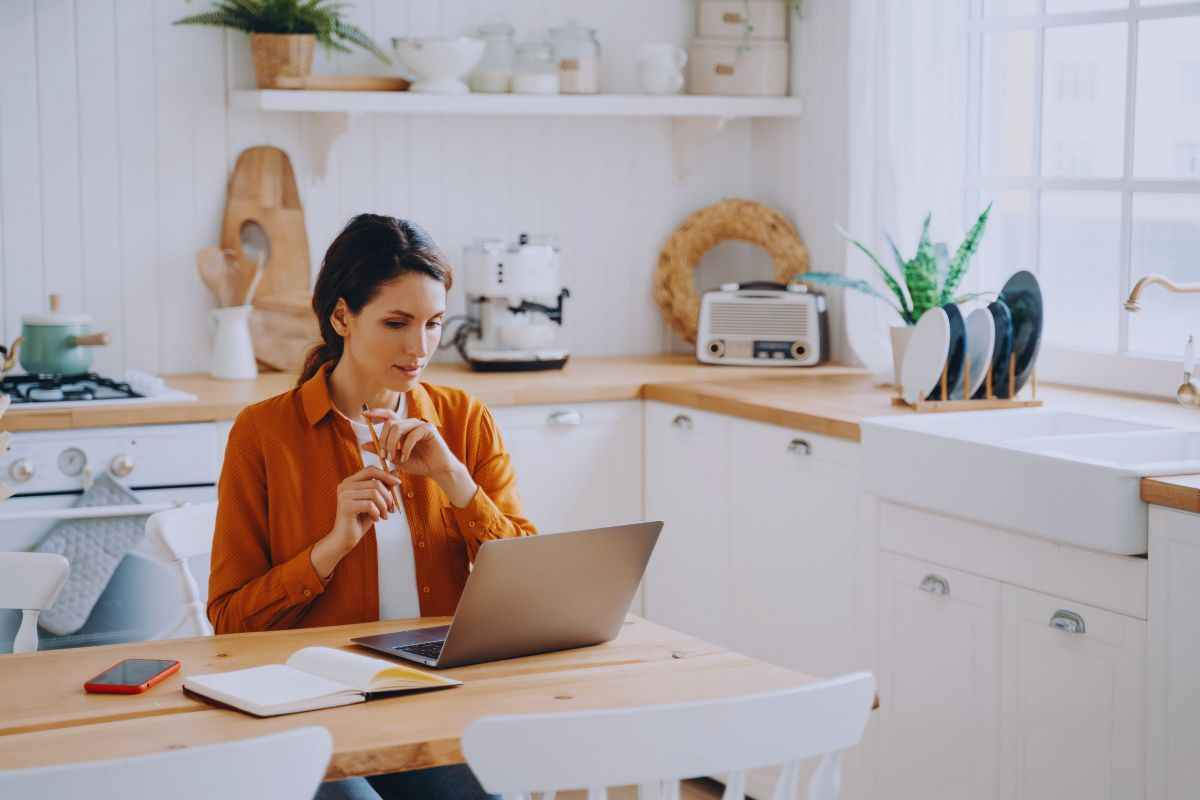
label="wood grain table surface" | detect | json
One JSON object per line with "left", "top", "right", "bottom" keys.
{"left": 0, "top": 617, "right": 822, "bottom": 780}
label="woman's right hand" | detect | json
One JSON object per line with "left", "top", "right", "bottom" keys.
{"left": 311, "top": 466, "right": 402, "bottom": 580}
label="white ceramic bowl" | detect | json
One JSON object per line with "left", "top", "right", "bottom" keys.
{"left": 392, "top": 37, "right": 485, "bottom": 94}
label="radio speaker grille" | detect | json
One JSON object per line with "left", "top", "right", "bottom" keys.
{"left": 710, "top": 302, "right": 809, "bottom": 338}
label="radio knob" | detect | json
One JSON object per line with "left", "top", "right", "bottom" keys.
{"left": 9, "top": 458, "right": 34, "bottom": 483}
{"left": 110, "top": 454, "right": 135, "bottom": 478}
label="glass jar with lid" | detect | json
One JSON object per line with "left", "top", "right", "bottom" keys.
{"left": 548, "top": 21, "right": 601, "bottom": 94}
{"left": 470, "top": 22, "right": 515, "bottom": 93}
{"left": 512, "top": 40, "right": 560, "bottom": 95}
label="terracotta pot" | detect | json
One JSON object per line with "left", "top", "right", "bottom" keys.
{"left": 250, "top": 33, "right": 315, "bottom": 89}
{"left": 889, "top": 324, "right": 915, "bottom": 387}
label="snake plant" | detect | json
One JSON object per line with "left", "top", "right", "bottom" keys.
{"left": 800, "top": 205, "right": 993, "bottom": 325}
{"left": 175, "top": 0, "right": 391, "bottom": 64}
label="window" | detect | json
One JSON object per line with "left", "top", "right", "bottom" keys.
{"left": 966, "top": 1, "right": 1200, "bottom": 393}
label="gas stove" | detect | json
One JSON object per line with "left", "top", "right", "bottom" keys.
{"left": 0, "top": 373, "right": 144, "bottom": 404}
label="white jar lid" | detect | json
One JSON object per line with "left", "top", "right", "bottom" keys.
{"left": 23, "top": 311, "right": 92, "bottom": 326}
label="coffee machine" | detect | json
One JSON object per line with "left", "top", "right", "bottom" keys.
{"left": 449, "top": 234, "right": 570, "bottom": 372}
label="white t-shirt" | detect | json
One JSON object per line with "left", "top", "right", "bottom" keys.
{"left": 349, "top": 396, "right": 421, "bottom": 620}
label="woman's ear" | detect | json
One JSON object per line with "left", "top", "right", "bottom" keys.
{"left": 330, "top": 298, "right": 351, "bottom": 337}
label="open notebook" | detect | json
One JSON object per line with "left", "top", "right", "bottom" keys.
{"left": 183, "top": 646, "right": 461, "bottom": 717}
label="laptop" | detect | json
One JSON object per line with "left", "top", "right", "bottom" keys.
{"left": 351, "top": 521, "right": 662, "bottom": 669}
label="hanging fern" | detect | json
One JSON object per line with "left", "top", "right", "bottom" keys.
{"left": 175, "top": 0, "right": 391, "bottom": 64}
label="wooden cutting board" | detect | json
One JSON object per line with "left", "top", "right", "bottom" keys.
{"left": 221, "top": 146, "right": 311, "bottom": 305}
{"left": 271, "top": 75, "right": 410, "bottom": 91}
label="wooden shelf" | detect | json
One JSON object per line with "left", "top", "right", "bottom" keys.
{"left": 229, "top": 90, "right": 805, "bottom": 119}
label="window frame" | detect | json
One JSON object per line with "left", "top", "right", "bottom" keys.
{"left": 964, "top": 0, "right": 1200, "bottom": 397}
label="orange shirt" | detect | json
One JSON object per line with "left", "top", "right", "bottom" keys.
{"left": 207, "top": 365, "right": 537, "bottom": 634}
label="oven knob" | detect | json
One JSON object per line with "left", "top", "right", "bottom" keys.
{"left": 9, "top": 458, "right": 34, "bottom": 483}
{"left": 110, "top": 454, "right": 135, "bottom": 478}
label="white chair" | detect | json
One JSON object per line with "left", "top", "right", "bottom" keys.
{"left": 0, "top": 725, "right": 332, "bottom": 800}
{"left": 142, "top": 502, "right": 218, "bottom": 639}
{"left": 0, "top": 552, "right": 70, "bottom": 653}
{"left": 462, "top": 672, "right": 876, "bottom": 800}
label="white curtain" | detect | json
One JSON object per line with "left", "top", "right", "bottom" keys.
{"left": 844, "top": 0, "right": 971, "bottom": 380}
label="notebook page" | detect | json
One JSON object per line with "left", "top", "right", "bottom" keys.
{"left": 184, "top": 664, "right": 354, "bottom": 714}
{"left": 288, "top": 646, "right": 460, "bottom": 692}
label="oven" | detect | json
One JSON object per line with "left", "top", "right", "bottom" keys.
{"left": 0, "top": 423, "right": 220, "bottom": 653}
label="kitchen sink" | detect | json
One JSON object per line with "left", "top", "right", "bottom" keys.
{"left": 861, "top": 410, "right": 1184, "bottom": 556}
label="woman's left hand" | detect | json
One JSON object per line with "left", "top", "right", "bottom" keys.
{"left": 363, "top": 409, "right": 478, "bottom": 506}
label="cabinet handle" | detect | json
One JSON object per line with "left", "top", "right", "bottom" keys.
{"left": 1049, "top": 609, "right": 1086, "bottom": 635}
{"left": 547, "top": 410, "right": 582, "bottom": 427}
{"left": 722, "top": 11, "right": 746, "bottom": 24}
{"left": 672, "top": 414, "right": 694, "bottom": 431}
{"left": 787, "top": 438, "right": 812, "bottom": 456}
{"left": 919, "top": 574, "right": 950, "bottom": 596}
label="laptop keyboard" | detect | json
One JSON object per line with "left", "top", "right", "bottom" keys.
{"left": 396, "top": 640, "right": 444, "bottom": 660}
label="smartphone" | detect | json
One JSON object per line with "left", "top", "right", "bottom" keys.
{"left": 84, "top": 658, "right": 181, "bottom": 694}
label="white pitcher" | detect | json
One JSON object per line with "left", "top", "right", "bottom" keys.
{"left": 209, "top": 305, "right": 258, "bottom": 380}
{"left": 637, "top": 43, "right": 688, "bottom": 95}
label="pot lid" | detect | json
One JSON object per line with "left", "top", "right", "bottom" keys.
{"left": 22, "top": 294, "right": 92, "bottom": 326}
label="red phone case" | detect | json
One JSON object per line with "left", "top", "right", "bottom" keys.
{"left": 84, "top": 660, "right": 181, "bottom": 695}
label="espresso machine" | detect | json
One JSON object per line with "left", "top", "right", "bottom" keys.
{"left": 449, "top": 234, "right": 570, "bottom": 372}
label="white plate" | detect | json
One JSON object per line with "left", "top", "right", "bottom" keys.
{"left": 959, "top": 306, "right": 996, "bottom": 399}
{"left": 901, "top": 307, "right": 951, "bottom": 405}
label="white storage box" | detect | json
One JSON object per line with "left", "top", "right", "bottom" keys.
{"left": 688, "top": 38, "right": 789, "bottom": 96}
{"left": 697, "top": 0, "right": 789, "bottom": 41}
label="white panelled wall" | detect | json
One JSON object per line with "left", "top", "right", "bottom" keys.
{"left": 0, "top": 0, "right": 852, "bottom": 375}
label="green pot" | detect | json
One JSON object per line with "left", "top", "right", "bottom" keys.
{"left": 15, "top": 297, "right": 110, "bottom": 376}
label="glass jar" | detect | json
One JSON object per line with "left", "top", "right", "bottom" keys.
{"left": 512, "top": 41, "right": 560, "bottom": 95}
{"left": 470, "top": 22, "right": 515, "bottom": 93}
{"left": 548, "top": 21, "right": 601, "bottom": 94}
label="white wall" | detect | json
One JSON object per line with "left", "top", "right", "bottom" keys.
{"left": 0, "top": 0, "right": 851, "bottom": 376}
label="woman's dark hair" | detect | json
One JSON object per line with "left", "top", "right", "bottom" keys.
{"left": 298, "top": 214, "right": 453, "bottom": 385}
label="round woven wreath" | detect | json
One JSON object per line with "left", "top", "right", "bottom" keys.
{"left": 654, "top": 198, "right": 811, "bottom": 344}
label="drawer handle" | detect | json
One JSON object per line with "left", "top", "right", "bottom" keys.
{"left": 671, "top": 414, "right": 694, "bottom": 431}
{"left": 547, "top": 410, "right": 582, "bottom": 427}
{"left": 787, "top": 438, "right": 811, "bottom": 456}
{"left": 1049, "top": 609, "right": 1086, "bottom": 635}
{"left": 722, "top": 11, "right": 745, "bottom": 24}
{"left": 919, "top": 574, "right": 950, "bottom": 596}
{"left": 715, "top": 64, "right": 736, "bottom": 76}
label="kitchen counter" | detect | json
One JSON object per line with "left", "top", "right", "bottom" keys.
{"left": 1141, "top": 475, "right": 1200, "bottom": 515}
{"left": 0, "top": 356, "right": 867, "bottom": 432}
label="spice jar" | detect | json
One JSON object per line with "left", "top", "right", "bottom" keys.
{"left": 548, "top": 21, "right": 601, "bottom": 94}
{"left": 512, "top": 40, "right": 560, "bottom": 95}
{"left": 470, "top": 22, "right": 515, "bottom": 93}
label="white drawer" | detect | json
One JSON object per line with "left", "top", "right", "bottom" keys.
{"left": 688, "top": 39, "right": 789, "bottom": 97}
{"left": 697, "top": 0, "right": 789, "bottom": 40}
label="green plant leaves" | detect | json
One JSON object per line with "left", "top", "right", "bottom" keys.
{"left": 903, "top": 213, "right": 941, "bottom": 319}
{"left": 795, "top": 272, "right": 905, "bottom": 320}
{"left": 836, "top": 225, "right": 914, "bottom": 324}
{"left": 939, "top": 203, "right": 992, "bottom": 304}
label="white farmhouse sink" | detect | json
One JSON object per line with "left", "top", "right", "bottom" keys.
{"left": 861, "top": 410, "right": 1184, "bottom": 555}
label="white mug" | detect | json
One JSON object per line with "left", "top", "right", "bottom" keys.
{"left": 209, "top": 305, "right": 258, "bottom": 381}
{"left": 637, "top": 43, "right": 687, "bottom": 95}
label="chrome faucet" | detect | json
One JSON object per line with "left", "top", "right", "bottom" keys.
{"left": 1123, "top": 274, "right": 1200, "bottom": 311}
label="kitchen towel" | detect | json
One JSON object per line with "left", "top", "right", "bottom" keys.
{"left": 33, "top": 474, "right": 150, "bottom": 636}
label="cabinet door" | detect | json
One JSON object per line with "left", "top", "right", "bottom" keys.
{"left": 727, "top": 419, "right": 861, "bottom": 677}
{"left": 642, "top": 401, "right": 732, "bottom": 648}
{"left": 878, "top": 553, "right": 1001, "bottom": 800}
{"left": 1000, "top": 585, "right": 1145, "bottom": 800}
{"left": 1149, "top": 506, "right": 1200, "bottom": 800}
{"left": 491, "top": 401, "right": 643, "bottom": 536}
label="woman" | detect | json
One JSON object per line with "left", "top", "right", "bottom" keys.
{"left": 208, "top": 214, "right": 535, "bottom": 799}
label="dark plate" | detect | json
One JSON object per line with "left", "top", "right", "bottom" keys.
{"left": 928, "top": 303, "right": 966, "bottom": 401}
{"left": 995, "top": 271, "right": 1043, "bottom": 397}
{"left": 974, "top": 299, "right": 1014, "bottom": 399}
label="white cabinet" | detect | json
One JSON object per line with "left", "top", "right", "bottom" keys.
{"left": 1148, "top": 506, "right": 1199, "bottom": 800}
{"left": 1000, "top": 585, "right": 1145, "bottom": 800}
{"left": 642, "top": 402, "right": 732, "bottom": 648}
{"left": 877, "top": 553, "right": 1001, "bottom": 800}
{"left": 491, "top": 401, "right": 643, "bottom": 536}
{"left": 727, "top": 418, "right": 861, "bottom": 677}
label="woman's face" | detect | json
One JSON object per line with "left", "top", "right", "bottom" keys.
{"left": 336, "top": 272, "right": 447, "bottom": 392}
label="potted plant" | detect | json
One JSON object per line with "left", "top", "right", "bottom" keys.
{"left": 175, "top": 0, "right": 391, "bottom": 89}
{"left": 799, "top": 206, "right": 992, "bottom": 384}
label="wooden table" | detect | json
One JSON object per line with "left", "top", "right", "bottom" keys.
{"left": 0, "top": 617, "right": 820, "bottom": 780}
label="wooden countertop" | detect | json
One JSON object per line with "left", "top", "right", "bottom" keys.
{"left": 1141, "top": 475, "right": 1200, "bottom": 515}
{"left": 0, "top": 356, "right": 867, "bottom": 432}
{"left": 0, "top": 617, "right": 823, "bottom": 778}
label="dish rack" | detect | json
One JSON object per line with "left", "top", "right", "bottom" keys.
{"left": 893, "top": 351, "right": 1043, "bottom": 413}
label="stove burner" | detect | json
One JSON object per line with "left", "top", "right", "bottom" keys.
{"left": 0, "top": 373, "right": 144, "bottom": 404}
